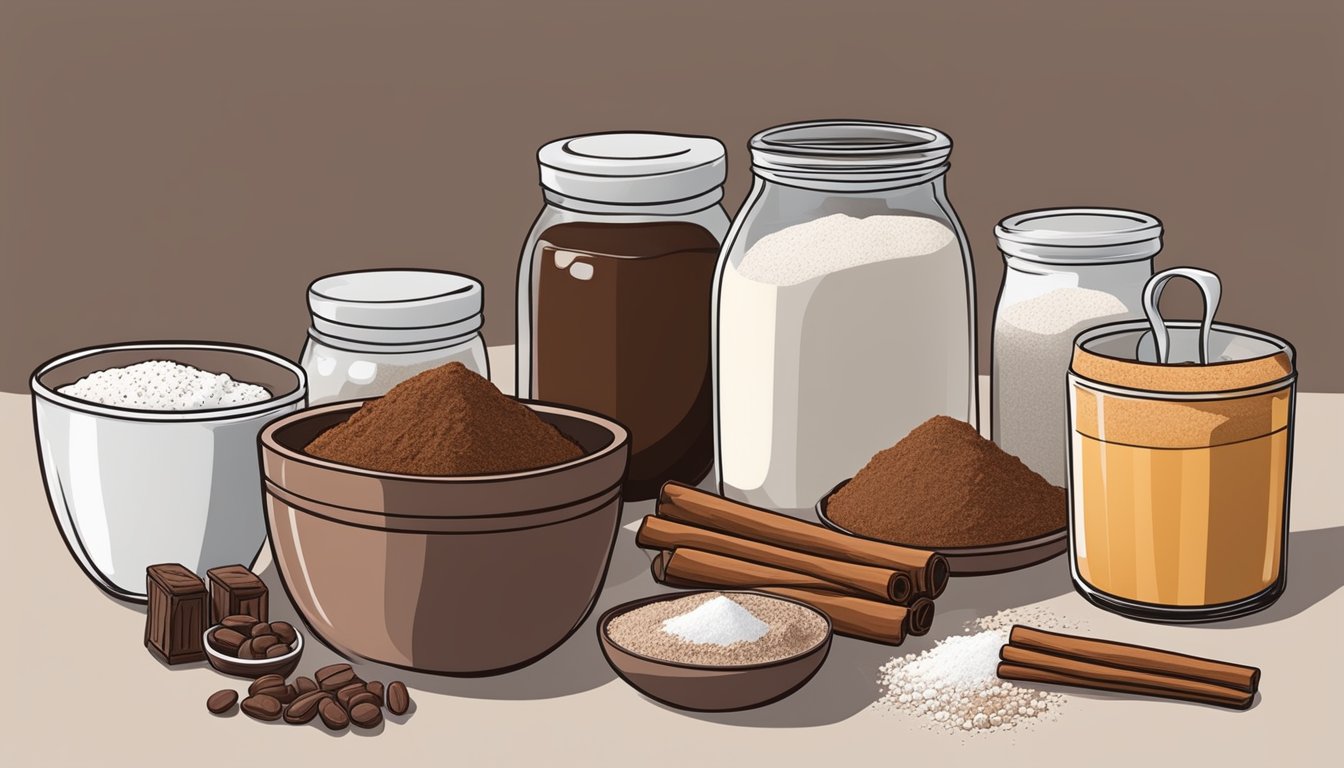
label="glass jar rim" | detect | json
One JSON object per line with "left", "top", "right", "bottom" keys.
{"left": 749, "top": 120, "right": 952, "bottom": 190}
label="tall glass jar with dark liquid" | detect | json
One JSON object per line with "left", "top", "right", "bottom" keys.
{"left": 516, "top": 133, "right": 729, "bottom": 500}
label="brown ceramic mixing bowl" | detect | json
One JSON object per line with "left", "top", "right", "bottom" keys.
{"left": 258, "top": 399, "right": 629, "bottom": 676}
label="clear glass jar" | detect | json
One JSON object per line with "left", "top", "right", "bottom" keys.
{"left": 992, "top": 209, "right": 1161, "bottom": 486}
{"left": 516, "top": 133, "right": 730, "bottom": 500}
{"left": 713, "top": 121, "right": 977, "bottom": 517}
{"left": 301, "top": 270, "right": 489, "bottom": 405}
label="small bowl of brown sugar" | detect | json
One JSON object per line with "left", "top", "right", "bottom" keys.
{"left": 598, "top": 590, "right": 832, "bottom": 711}
{"left": 259, "top": 362, "right": 629, "bottom": 676}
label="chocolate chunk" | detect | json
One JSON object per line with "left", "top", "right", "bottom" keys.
{"left": 350, "top": 702, "right": 382, "bottom": 729}
{"left": 240, "top": 694, "right": 283, "bottom": 722}
{"left": 206, "top": 689, "right": 238, "bottom": 715}
{"left": 284, "top": 691, "right": 331, "bottom": 725}
{"left": 315, "top": 663, "right": 352, "bottom": 684}
{"left": 145, "top": 564, "right": 208, "bottom": 666}
{"left": 317, "top": 698, "right": 349, "bottom": 730}
{"left": 386, "top": 681, "right": 410, "bottom": 715}
{"left": 207, "top": 565, "right": 268, "bottom": 625}
{"left": 319, "top": 668, "right": 358, "bottom": 692}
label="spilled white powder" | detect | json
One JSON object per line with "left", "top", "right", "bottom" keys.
{"left": 661, "top": 595, "right": 770, "bottom": 646}
{"left": 59, "top": 360, "right": 272, "bottom": 410}
{"left": 877, "top": 608, "right": 1079, "bottom": 733}
{"left": 735, "top": 213, "right": 957, "bottom": 286}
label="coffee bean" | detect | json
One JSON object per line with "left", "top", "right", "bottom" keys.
{"left": 350, "top": 702, "right": 382, "bottom": 729}
{"left": 315, "top": 663, "right": 352, "bottom": 684}
{"left": 206, "top": 689, "right": 238, "bottom": 715}
{"left": 365, "top": 681, "right": 384, "bottom": 706}
{"left": 347, "top": 691, "right": 381, "bottom": 711}
{"left": 241, "top": 694, "right": 283, "bottom": 722}
{"left": 319, "top": 668, "right": 358, "bottom": 692}
{"left": 221, "top": 615, "right": 257, "bottom": 631}
{"left": 210, "top": 627, "right": 246, "bottom": 653}
{"left": 293, "top": 676, "right": 318, "bottom": 695}
{"left": 271, "top": 621, "right": 297, "bottom": 645}
{"left": 249, "top": 622, "right": 272, "bottom": 638}
{"left": 251, "top": 635, "right": 279, "bottom": 654}
{"left": 386, "top": 681, "right": 410, "bottom": 716}
{"left": 336, "top": 682, "right": 367, "bottom": 709}
{"left": 248, "top": 675, "right": 287, "bottom": 697}
{"left": 236, "top": 639, "right": 256, "bottom": 659}
{"left": 283, "top": 690, "right": 331, "bottom": 725}
{"left": 264, "top": 643, "right": 291, "bottom": 658}
{"left": 317, "top": 698, "right": 349, "bottom": 730}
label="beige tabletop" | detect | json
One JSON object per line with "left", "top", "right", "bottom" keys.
{"left": 6, "top": 347, "right": 1340, "bottom": 766}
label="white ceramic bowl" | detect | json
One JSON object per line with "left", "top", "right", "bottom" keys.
{"left": 31, "top": 342, "right": 306, "bottom": 602}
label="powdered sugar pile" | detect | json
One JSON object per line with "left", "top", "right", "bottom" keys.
{"left": 60, "top": 360, "right": 271, "bottom": 410}
{"left": 662, "top": 595, "right": 770, "bottom": 645}
{"left": 876, "top": 609, "right": 1081, "bottom": 733}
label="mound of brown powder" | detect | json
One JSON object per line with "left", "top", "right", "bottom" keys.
{"left": 826, "top": 415, "right": 1066, "bottom": 548}
{"left": 305, "top": 362, "right": 584, "bottom": 476}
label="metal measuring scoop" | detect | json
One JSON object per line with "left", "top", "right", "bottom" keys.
{"left": 1139, "top": 267, "right": 1223, "bottom": 365}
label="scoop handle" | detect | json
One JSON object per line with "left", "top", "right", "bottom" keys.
{"left": 1142, "top": 267, "right": 1222, "bottom": 364}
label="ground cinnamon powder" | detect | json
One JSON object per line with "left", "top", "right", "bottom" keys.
{"left": 305, "top": 362, "right": 584, "bottom": 476}
{"left": 826, "top": 416, "right": 1066, "bottom": 548}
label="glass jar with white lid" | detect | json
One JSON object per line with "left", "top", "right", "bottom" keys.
{"left": 991, "top": 208, "right": 1162, "bottom": 486}
{"left": 300, "top": 269, "right": 489, "bottom": 406}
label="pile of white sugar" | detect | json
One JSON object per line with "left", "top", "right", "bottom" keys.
{"left": 59, "top": 360, "right": 272, "bottom": 410}
{"left": 662, "top": 595, "right": 770, "bottom": 645}
{"left": 876, "top": 609, "right": 1078, "bottom": 733}
{"left": 735, "top": 213, "right": 957, "bottom": 286}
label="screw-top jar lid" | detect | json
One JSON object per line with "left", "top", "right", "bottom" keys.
{"left": 307, "top": 270, "right": 483, "bottom": 347}
{"left": 995, "top": 208, "right": 1163, "bottom": 264}
{"left": 537, "top": 132, "right": 727, "bottom": 211}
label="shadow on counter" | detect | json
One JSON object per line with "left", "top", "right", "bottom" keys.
{"left": 1211, "top": 525, "right": 1344, "bottom": 629}
{"left": 254, "top": 526, "right": 660, "bottom": 702}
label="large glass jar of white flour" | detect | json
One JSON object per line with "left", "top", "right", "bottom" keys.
{"left": 713, "top": 120, "right": 977, "bottom": 517}
{"left": 300, "top": 270, "right": 489, "bottom": 405}
{"left": 992, "top": 209, "right": 1161, "bottom": 486}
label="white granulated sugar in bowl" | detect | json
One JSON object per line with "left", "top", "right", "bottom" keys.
{"left": 59, "top": 360, "right": 272, "bottom": 410}
{"left": 876, "top": 608, "right": 1074, "bottom": 733}
{"left": 662, "top": 595, "right": 770, "bottom": 645}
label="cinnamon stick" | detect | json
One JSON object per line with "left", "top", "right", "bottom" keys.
{"left": 997, "top": 663, "right": 1254, "bottom": 710}
{"left": 1008, "top": 626, "right": 1260, "bottom": 693}
{"left": 637, "top": 515, "right": 915, "bottom": 604}
{"left": 659, "top": 547, "right": 861, "bottom": 596}
{"left": 649, "top": 553, "right": 925, "bottom": 646}
{"left": 658, "top": 482, "right": 948, "bottom": 597}
{"left": 998, "top": 646, "right": 1254, "bottom": 710}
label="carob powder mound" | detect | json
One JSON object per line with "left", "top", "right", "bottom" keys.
{"left": 306, "top": 362, "right": 583, "bottom": 475}
{"left": 606, "top": 592, "right": 828, "bottom": 666}
{"left": 827, "top": 416, "right": 1066, "bottom": 548}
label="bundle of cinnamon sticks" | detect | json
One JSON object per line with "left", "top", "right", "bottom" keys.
{"left": 998, "top": 626, "right": 1260, "bottom": 710}
{"left": 637, "top": 482, "right": 951, "bottom": 645}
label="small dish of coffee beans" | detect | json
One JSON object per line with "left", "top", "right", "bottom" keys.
{"left": 203, "top": 615, "right": 304, "bottom": 678}
{"left": 207, "top": 664, "right": 413, "bottom": 731}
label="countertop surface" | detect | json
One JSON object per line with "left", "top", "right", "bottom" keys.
{"left": 6, "top": 347, "right": 1340, "bottom": 766}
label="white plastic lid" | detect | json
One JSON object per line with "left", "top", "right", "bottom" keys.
{"left": 537, "top": 132, "right": 727, "bottom": 207}
{"left": 995, "top": 208, "right": 1163, "bottom": 264}
{"left": 307, "top": 270, "right": 483, "bottom": 345}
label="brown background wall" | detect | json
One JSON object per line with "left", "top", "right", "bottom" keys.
{"left": 2, "top": 0, "right": 1340, "bottom": 392}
